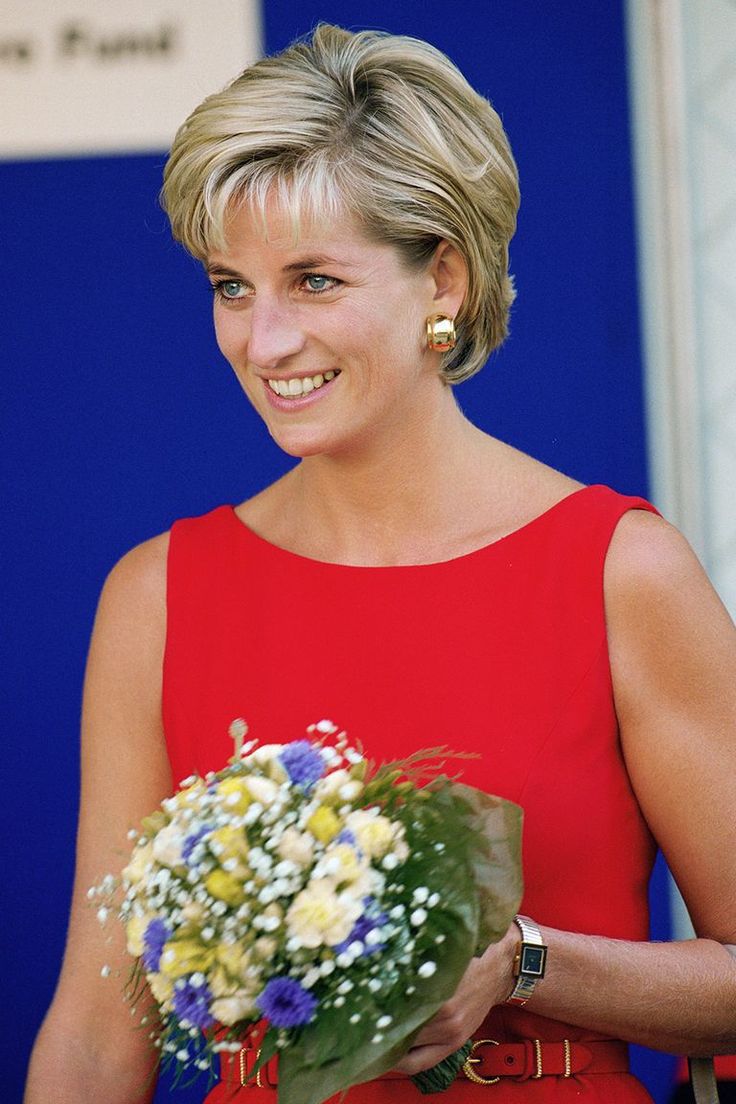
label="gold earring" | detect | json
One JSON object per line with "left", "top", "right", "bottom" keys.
{"left": 426, "top": 314, "right": 457, "bottom": 352}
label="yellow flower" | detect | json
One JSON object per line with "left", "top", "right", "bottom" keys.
{"left": 307, "top": 805, "right": 342, "bottom": 844}
{"left": 216, "top": 777, "right": 252, "bottom": 815}
{"left": 209, "top": 965, "right": 236, "bottom": 998}
{"left": 148, "top": 971, "right": 173, "bottom": 1004}
{"left": 216, "top": 943, "right": 251, "bottom": 979}
{"left": 125, "top": 914, "right": 152, "bottom": 957}
{"left": 205, "top": 869, "right": 246, "bottom": 906}
{"left": 122, "top": 841, "right": 154, "bottom": 886}
{"left": 286, "top": 881, "right": 361, "bottom": 948}
{"left": 346, "top": 810, "right": 397, "bottom": 859}
{"left": 159, "top": 939, "right": 215, "bottom": 979}
{"left": 324, "top": 843, "right": 368, "bottom": 887}
{"left": 211, "top": 825, "right": 249, "bottom": 860}
{"left": 169, "top": 779, "right": 206, "bottom": 809}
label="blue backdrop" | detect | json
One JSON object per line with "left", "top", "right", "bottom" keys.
{"left": 3, "top": 2, "right": 674, "bottom": 1101}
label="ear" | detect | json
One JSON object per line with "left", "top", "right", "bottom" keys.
{"left": 428, "top": 240, "right": 468, "bottom": 317}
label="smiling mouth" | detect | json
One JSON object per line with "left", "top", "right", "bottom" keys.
{"left": 267, "top": 370, "right": 340, "bottom": 398}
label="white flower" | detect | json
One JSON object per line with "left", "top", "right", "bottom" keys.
{"left": 246, "top": 776, "right": 279, "bottom": 807}
{"left": 418, "top": 961, "right": 437, "bottom": 978}
{"left": 211, "top": 991, "right": 258, "bottom": 1025}
{"left": 302, "top": 967, "right": 321, "bottom": 988}
{"left": 412, "top": 887, "right": 429, "bottom": 904}
{"left": 313, "top": 769, "right": 352, "bottom": 800}
{"left": 316, "top": 719, "right": 337, "bottom": 734}
{"left": 253, "top": 936, "right": 277, "bottom": 959}
{"left": 152, "top": 823, "right": 185, "bottom": 869}
{"left": 286, "top": 882, "right": 362, "bottom": 948}
{"left": 376, "top": 1015, "right": 392, "bottom": 1028}
{"left": 277, "top": 827, "right": 314, "bottom": 867}
{"left": 410, "top": 908, "right": 427, "bottom": 927}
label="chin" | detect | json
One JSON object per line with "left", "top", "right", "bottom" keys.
{"left": 267, "top": 426, "right": 339, "bottom": 459}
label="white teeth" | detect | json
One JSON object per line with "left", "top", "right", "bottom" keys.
{"left": 266, "top": 370, "right": 338, "bottom": 398}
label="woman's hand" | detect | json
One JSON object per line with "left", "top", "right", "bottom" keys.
{"left": 392, "top": 923, "right": 517, "bottom": 1075}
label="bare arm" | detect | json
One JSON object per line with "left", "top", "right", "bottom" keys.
{"left": 397, "top": 510, "right": 736, "bottom": 1072}
{"left": 528, "top": 510, "right": 736, "bottom": 1053}
{"left": 25, "top": 532, "right": 173, "bottom": 1103}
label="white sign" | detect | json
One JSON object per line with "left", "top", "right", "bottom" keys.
{"left": 0, "top": 1, "right": 261, "bottom": 159}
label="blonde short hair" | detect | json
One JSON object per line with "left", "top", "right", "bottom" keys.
{"left": 162, "top": 24, "right": 520, "bottom": 383}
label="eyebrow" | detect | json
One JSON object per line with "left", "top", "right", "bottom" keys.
{"left": 205, "top": 254, "right": 359, "bottom": 278}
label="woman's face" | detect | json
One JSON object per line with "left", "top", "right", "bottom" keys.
{"left": 206, "top": 202, "right": 452, "bottom": 459}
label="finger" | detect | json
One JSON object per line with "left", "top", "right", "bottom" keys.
{"left": 408, "top": 1020, "right": 454, "bottom": 1046}
{"left": 392, "top": 1044, "right": 458, "bottom": 1076}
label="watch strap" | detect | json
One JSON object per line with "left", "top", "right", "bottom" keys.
{"left": 506, "top": 914, "right": 547, "bottom": 1007}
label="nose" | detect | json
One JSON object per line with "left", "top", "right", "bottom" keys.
{"left": 247, "top": 297, "right": 306, "bottom": 372}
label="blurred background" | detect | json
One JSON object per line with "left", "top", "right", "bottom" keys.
{"left": 2, "top": 1, "right": 734, "bottom": 1102}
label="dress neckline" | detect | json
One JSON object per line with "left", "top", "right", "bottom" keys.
{"left": 223, "top": 483, "right": 600, "bottom": 571}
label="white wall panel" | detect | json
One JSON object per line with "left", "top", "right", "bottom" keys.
{"left": 627, "top": 0, "right": 736, "bottom": 942}
{"left": 627, "top": 0, "right": 736, "bottom": 616}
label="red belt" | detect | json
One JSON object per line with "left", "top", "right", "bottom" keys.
{"left": 237, "top": 1038, "right": 629, "bottom": 1088}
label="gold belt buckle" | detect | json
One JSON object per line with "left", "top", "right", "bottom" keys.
{"left": 239, "top": 1047, "right": 265, "bottom": 1089}
{"left": 462, "top": 1039, "right": 500, "bottom": 1085}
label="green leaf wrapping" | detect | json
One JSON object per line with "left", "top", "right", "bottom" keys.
{"left": 411, "top": 1040, "right": 473, "bottom": 1094}
{"left": 274, "top": 784, "right": 523, "bottom": 1104}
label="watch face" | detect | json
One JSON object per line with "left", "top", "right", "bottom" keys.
{"left": 520, "top": 944, "right": 547, "bottom": 977}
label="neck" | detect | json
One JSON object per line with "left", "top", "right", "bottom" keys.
{"left": 281, "top": 389, "right": 495, "bottom": 564}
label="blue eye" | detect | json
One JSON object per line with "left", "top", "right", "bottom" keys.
{"left": 210, "top": 279, "right": 248, "bottom": 302}
{"left": 220, "top": 280, "right": 246, "bottom": 299}
{"left": 303, "top": 274, "right": 337, "bottom": 293}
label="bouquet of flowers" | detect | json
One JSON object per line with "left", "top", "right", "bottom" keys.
{"left": 91, "top": 719, "right": 522, "bottom": 1104}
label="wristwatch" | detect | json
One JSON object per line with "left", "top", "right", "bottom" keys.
{"left": 505, "top": 914, "right": 547, "bottom": 1006}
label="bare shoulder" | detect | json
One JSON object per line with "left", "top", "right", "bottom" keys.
{"left": 602, "top": 507, "right": 732, "bottom": 635}
{"left": 600, "top": 509, "right": 736, "bottom": 939}
{"left": 86, "top": 528, "right": 172, "bottom": 735}
{"left": 102, "top": 528, "right": 170, "bottom": 608}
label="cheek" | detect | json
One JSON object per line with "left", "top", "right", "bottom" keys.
{"left": 213, "top": 309, "right": 247, "bottom": 365}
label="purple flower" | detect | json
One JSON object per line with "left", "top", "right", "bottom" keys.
{"left": 279, "top": 741, "right": 325, "bottom": 790}
{"left": 257, "top": 977, "right": 318, "bottom": 1028}
{"left": 142, "top": 918, "right": 170, "bottom": 972}
{"left": 182, "top": 825, "right": 211, "bottom": 865}
{"left": 172, "top": 976, "right": 216, "bottom": 1029}
{"left": 334, "top": 898, "right": 388, "bottom": 956}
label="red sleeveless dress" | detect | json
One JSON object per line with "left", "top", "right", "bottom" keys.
{"left": 163, "top": 484, "right": 659, "bottom": 1102}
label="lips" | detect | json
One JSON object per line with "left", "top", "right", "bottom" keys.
{"left": 267, "top": 370, "right": 340, "bottom": 398}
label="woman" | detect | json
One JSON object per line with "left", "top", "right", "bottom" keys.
{"left": 25, "top": 23, "right": 736, "bottom": 1104}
